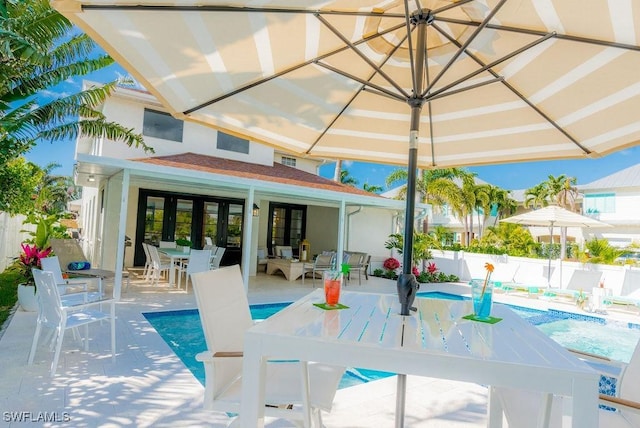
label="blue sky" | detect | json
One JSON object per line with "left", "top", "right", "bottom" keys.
{"left": 24, "top": 64, "right": 640, "bottom": 192}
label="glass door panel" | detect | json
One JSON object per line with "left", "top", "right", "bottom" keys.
{"left": 174, "top": 199, "right": 194, "bottom": 244}
{"left": 271, "top": 207, "right": 287, "bottom": 249}
{"left": 203, "top": 201, "right": 219, "bottom": 246}
{"left": 289, "top": 208, "right": 304, "bottom": 252}
{"left": 144, "top": 196, "right": 165, "bottom": 246}
{"left": 226, "top": 204, "right": 243, "bottom": 248}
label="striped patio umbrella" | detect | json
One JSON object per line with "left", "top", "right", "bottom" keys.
{"left": 51, "top": 1, "right": 640, "bottom": 423}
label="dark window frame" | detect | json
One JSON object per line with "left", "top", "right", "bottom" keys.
{"left": 142, "top": 108, "right": 184, "bottom": 142}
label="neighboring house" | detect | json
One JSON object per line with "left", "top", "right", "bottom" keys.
{"left": 74, "top": 82, "right": 416, "bottom": 290}
{"left": 578, "top": 163, "right": 640, "bottom": 248}
{"left": 499, "top": 165, "right": 640, "bottom": 248}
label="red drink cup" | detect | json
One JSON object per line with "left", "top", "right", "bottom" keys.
{"left": 323, "top": 271, "right": 343, "bottom": 306}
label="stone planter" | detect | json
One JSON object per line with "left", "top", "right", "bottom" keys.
{"left": 17, "top": 283, "right": 38, "bottom": 312}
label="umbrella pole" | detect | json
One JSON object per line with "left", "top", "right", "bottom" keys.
{"left": 396, "top": 9, "right": 430, "bottom": 428}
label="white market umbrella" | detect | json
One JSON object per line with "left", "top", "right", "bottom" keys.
{"left": 501, "top": 205, "right": 611, "bottom": 285}
{"left": 52, "top": 1, "right": 640, "bottom": 426}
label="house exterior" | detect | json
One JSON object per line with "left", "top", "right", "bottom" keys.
{"left": 578, "top": 163, "right": 640, "bottom": 248}
{"left": 74, "top": 82, "right": 419, "bottom": 292}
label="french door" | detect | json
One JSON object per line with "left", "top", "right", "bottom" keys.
{"left": 135, "top": 190, "right": 245, "bottom": 266}
{"left": 267, "top": 202, "right": 307, "bottom": 257}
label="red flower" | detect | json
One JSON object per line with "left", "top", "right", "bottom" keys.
{"left": 15, "top": 244, "right": 52, "bottom": 286}
{"left": 383, "top": 257, "right": 400, "bottom": 270}
{"left": 427, "top": 262, "right": 437, "bottom": 274}
{"left": 412, "top": 266, "right": 420, "bottom": 276}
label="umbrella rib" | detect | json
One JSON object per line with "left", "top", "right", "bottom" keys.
{"left": 81, "top": 4, "right": 406, "bottom": 19}
{"left": 431, "top": 0, "right": 476, "bottom": 15}
{"left": 306, "top": 31, "right": 411, "bottom": 155}
{"left": 403, "top": 0, "right": 418, "bottom": 94}
{"left": 426, "top": 77, "right": 504, "bottom": 102}
{"left": 432, "top": 26, "right": 589, "bottom": 154}
{"left": 184, "top": 21, "right": 407, "bottom": 114}
{"left": 315, "top": 14, "right": 411, "bottom": 99}
{"left": 314, "top": 62, "right": 405, "bottom": 102}
{"left": 434, "top": 17, "right": 640, "bottom": 52}
{"left": 424, "top": 26, "right": 554, "bottom": 99}
{"left": 426, "top": 0, "right": 508, "bottom": 93}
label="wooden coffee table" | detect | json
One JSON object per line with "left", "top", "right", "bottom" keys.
{"left": 266, "top": 259, "right": 311, "bottom": 282}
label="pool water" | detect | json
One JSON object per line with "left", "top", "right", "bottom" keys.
{"left": 143, "top": 292, "right": 640, "bottom": 391}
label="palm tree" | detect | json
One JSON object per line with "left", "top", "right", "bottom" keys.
{"left": 385, "top": 167, "right": 466, "bottom": 233}
{"left": 0, "top": 0, "right": 151, "bottom": 171}
{"left": 33, "top": 162, "right": 75, "bottom": 214}
{"left": 340, "top": 169, "right": 358, "bottom": 187}
{"left": 546, "top": 174, "right": 579, "bottom": 209}
{"left": 524, "top": 183, "right": 550, "bottom": 209}
{"left": 362, "top": 183, "right": 383, "bottom": 193}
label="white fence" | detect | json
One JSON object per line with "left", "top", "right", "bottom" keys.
{"left": 0, "top": 212, "right": 32, "bottom": 272}
{"left": 431, "top": 250, "right": 634, "bottom": 295}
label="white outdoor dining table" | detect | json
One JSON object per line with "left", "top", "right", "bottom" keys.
{"left": 158, "top": 248, "right": 190, "bottom": 286}
{"left": 240, "top": 290, "right": 598, "bottom": 428}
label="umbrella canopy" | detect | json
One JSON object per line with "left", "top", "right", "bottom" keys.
{"left": 501, "top": 205, "right": 611, "bottom": 287}
{"left": 500, "top": 205, "right": 612, "bottom": 229}
{"left": 54, "top": 0, "right": 640, "bottom": 169}
{"left": 52, "top": 3, "right": 638, "bottom": 425}
{"left": 53, "top": 0, "right": 640, "bottom": 278}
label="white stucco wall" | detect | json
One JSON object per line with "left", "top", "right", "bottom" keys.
{"left": 345, "top": 206, "right": 396, "bottom": 271}
{"left": 305, "top": 206, "right": 339, "bottom": 256}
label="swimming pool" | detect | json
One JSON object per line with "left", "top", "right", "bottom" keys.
{"left": 143, "top": 292, "right": 640, "bottom": 391}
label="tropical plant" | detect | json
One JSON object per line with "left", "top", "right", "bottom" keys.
{"left": 382, "top": 257, "right": 400, "bottom": 279}
{"left": 0, "top": 0, "right": 152, "bottom": 172}
{"left": 583, "top": 237, "right": 625, "bottom": 265}
{"left": 175, "top": 238, "right": 192, "bottom": 247}
{"left": 0, "top": 156, "right": 44, "bottom": 215}
{"left": 21, "top": 211, "right": 67, "bottom": 250}
{"left": 9, "top": 243, "right": 52, "bottom": 287}
{"left": 384, "top": 232, "right": 440, "bottom": 271}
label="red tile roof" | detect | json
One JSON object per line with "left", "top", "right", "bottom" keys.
{"left": 133, "top": 152, "right": 380, "bottom": 198}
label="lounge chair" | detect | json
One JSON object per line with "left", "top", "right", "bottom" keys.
{"left": 190, "top": 265, "right": 344, "bottom": 426}
{"left": 494, "top": 340, "right": 640, "bottom": 427}
{"left": 28, "top": 269, "right": 116, "bottom": 376}
{"left": 607, "top": 269, "right": 640, "bottom": 312}
{"left": 542, "top": 269, "right": 602, "bottom": 302}
{"left": 49, "top": 238, "right": 130, "bottom": 291}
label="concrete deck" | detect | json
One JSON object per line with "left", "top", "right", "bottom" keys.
{"left": 0, "top": 270, "right": 635, "bottom": 427}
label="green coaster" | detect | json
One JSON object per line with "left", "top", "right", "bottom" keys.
{"left": 462, "top": 314, "right": 503, "bottom": 324}
{"left": 313, "top": 302, "right": 349, "bottom": 310}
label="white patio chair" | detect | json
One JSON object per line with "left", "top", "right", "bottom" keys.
{"left": 175, "top": 249, "right": 211, "bottom": 292}
{"left": 49, "top": 238, "right": 130, "bottom": 292}
{"left": 28, "top": 269, "right": 116, "bottom": 376}
{"left": 210, "top": 247, "right": 225, "bottom": 270}
{"left": 141, "top": 242, "right": 153, "bottom": 281}
{"left": 190, "top": 265, "right": 344, "bottom": 426}
{"left": 159, "top": 240, "right": 176, "bottom": 248}
{"left": 40, "top": 256, "right": 92, "bottom": 295}
{"left": 147, "top": 244, "right": 172, "bottom": 285}
{"left": 495, "top": 341, "right": 640, "bottom": 428}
